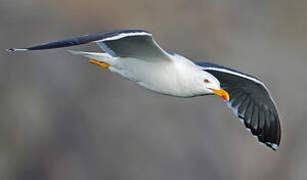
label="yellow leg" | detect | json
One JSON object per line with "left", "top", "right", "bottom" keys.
{"left": 88, "top": 59, "right": 110, "bottom": 68}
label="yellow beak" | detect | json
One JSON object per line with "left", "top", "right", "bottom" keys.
{"left": 209, "top": 88, "right": 230, "bottom": 101}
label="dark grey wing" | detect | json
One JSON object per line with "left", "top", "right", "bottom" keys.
{"left": 95, "top": 35, "right": 170, "bottom": 60}
{"left": 197, "top": 62, "right": 281, "bottom": 150}
{"left": 7, "top": 29, "right": 171, "bottom": 61}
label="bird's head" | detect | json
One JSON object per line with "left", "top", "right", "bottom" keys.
{"left": 200, "top": 71, "right": 230, "bottom": 101}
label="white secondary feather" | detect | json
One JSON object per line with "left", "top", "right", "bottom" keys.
{"left": 95, "top": 32, "right": 152, "bottom": 42}
{"left": 202, "top": 67, "right": 265, "bottom": 87}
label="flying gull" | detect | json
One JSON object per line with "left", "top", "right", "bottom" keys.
{"left": 7, "top": 29, "right": 281, "bottom": 150}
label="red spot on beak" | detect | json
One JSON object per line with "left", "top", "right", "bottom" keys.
{"left": 209, "top": 88, "right": 230, "bottom": 101}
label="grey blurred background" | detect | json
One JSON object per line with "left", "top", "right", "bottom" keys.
{"left": 1, "top": 0, "right": 307, "bottom": 179}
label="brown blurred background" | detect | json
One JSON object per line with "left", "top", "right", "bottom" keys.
{"left": 1, "top": 0, "right": 307, "bottom": 179}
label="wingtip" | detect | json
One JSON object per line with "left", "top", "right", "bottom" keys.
{"left": 6, "top": 48, "right": 15, "bottom": 52}
{"left": 266, "top": 142, "right": 279, "bottom": 151}
{"left": 271, "top": 143, "right": 279, "bottom": 151}
{"left": 6, "top": 48, "right": 28, "bottom": 52}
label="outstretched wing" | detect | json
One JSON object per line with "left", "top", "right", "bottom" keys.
{"left": 7, "top": 29, "right": 172, "bottom": 61}
{"left": 197, "top": 62, "right": 281, "bottom": 150}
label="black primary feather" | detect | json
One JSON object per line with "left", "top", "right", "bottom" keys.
{"left": 197, "top": 62, "right": 281, "bottom": 150}
{"left": 6, "top": 29, "right": 150, "bottom": 52}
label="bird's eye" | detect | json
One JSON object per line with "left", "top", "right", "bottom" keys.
{"left": 204, "top": 79, "right": 210, "bottom": 83}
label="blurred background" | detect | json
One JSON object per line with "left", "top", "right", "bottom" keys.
{"left": 1, "top": 0, "right": 307, "bottom": 179}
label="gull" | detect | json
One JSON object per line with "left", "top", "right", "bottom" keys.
{"left": 7, "top": 29, "right": 281, "bottom": 150}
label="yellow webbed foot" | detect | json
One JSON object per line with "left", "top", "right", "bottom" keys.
{"left": 88, "top": 59, "right": 110, "bottom": 68}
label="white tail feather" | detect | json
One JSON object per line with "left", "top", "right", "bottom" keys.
{"left": 67, "top": 50, "right": 114, "bottom": 63}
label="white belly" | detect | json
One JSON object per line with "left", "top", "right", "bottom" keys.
{"left": 109, "top": 57, "right": 201, "bottom": 97}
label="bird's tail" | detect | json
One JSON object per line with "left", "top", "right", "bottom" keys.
{"left": 68, "top": 50, "right": 112, "bottom": 60}
{"left": 67, "top": 50, "right": 115, "bottom": 68}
